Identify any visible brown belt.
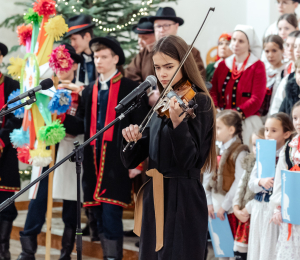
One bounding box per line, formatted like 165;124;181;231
133;168;164;252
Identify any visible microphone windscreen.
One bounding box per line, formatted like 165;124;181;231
40;78;54;90
146;75;157;87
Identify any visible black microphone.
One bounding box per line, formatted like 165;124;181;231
115;75;157;113
7;78;53;105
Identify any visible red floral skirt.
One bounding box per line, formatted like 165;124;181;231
234;218;250;245
228;213;239;238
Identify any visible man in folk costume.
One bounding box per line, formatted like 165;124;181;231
125;17;159;107
150;7;206;80
0;42;23;260
16;44;83;260
65;14;97;85
65;14;99;241
60;36;149;259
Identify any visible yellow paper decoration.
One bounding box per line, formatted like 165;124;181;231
7;57;24;80
37;15;68;66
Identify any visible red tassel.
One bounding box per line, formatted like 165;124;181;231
287;223;292;241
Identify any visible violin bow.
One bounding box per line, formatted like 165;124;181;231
123;7;215;152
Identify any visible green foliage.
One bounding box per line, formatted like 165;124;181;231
19;166;32;182
0;0;177;64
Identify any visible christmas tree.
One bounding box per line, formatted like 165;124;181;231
0;0;177;64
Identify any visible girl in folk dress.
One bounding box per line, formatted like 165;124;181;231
283;31;300;76
232;127;265;260
270;31;300;115
277;13;299;41
270;101;300;260
204;110;249;260
261;35;285;121
244;113;293;260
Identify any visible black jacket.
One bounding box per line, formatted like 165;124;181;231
63;75;149;207
121;91;213;259
0;76;22;191
279;77;300;116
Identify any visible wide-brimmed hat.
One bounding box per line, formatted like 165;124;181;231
61;43;83;64
89;36;125;65
132;17;154;34
0;42;8;57
149;7;184;26
65;14;95;38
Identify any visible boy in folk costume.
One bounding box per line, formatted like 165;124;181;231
65;14;97;85
60;36;149;259
203;110;249;260
17;44;83;260
0;42;23;260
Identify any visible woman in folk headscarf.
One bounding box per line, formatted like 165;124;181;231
206;33;232;82
210;25;266;146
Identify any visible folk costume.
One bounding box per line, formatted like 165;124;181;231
126;7;207;81
122;84;214;259
206;33;232;82
65;15;97;85
210;25;266;146
270;135;300;260
279;76;300;116
204;136;248;260
18;44;83;260
125;17;155;83
0;42;23;260
246;148;283;260
260;63;285;121
61;36;149;259
232;153;256;259
270;71;295;115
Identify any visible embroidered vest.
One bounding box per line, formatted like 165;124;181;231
207;138;249;195
237;153;256;209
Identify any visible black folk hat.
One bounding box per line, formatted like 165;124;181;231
149;7;184;26
132;17;154;34
0;42;8;57
89;36;125;65
61;43;83;64
65;14;95;38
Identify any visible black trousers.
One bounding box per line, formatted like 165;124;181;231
20;167;77;237
0;191;18;222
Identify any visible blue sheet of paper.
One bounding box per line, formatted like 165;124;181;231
256;139;276;179
208;213;234;258
281;169;300;225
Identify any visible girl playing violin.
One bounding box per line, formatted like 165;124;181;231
121;35;216;260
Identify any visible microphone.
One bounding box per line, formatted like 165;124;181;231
115;75;157;113
7;78;53;105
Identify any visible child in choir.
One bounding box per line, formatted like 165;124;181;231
280;59;300;115
232;127;265;260
204;110;249;260
277;14;298;41
261;35;285;121
270;31;300;114
244;113;293;260
270;101;300;260
284;31;299;75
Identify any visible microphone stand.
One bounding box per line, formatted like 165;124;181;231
0;94;143;260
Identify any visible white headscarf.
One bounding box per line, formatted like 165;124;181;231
231;24;262;59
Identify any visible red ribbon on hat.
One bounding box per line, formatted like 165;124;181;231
68;24;89;32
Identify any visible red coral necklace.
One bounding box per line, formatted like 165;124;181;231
231;54;250;80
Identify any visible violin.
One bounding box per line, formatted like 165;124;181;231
154;80;198;119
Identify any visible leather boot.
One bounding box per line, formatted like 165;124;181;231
58;227;76;260
16;235;37;260
0;220;13;260
100;234;123;260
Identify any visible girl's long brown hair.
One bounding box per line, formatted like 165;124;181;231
152;35;217;172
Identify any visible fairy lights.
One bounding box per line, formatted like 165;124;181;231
56;0;152;32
